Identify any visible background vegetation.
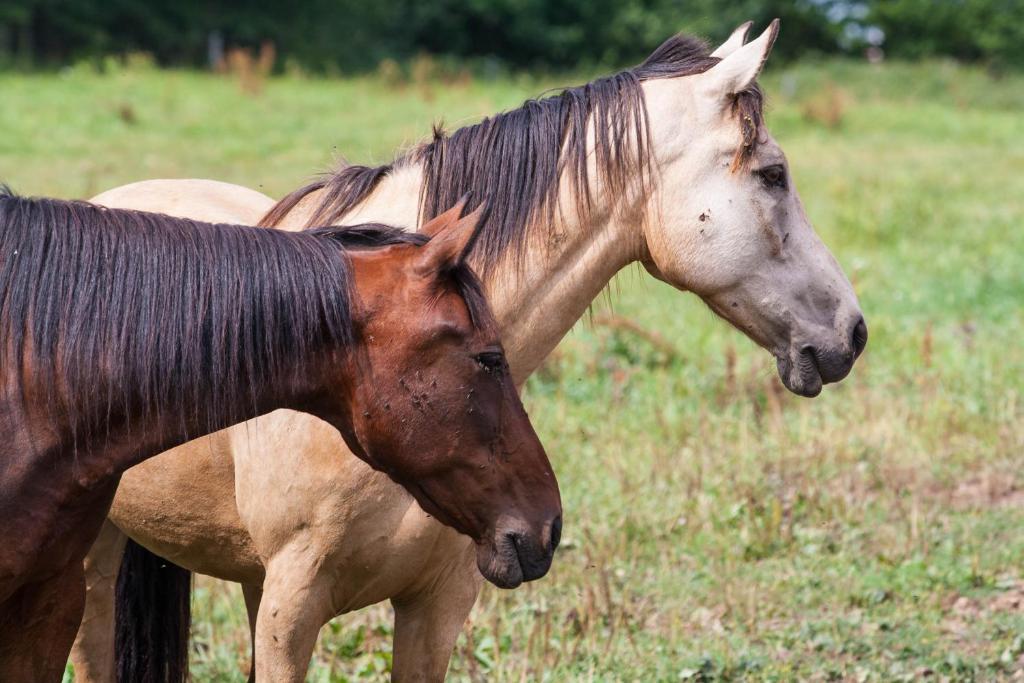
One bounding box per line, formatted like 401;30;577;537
2;0;1024;72
1;5;1022;682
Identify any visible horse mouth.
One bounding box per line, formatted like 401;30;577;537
776;348;823;398
476;527;554;589
476;537;525;589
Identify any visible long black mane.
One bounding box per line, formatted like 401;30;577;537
259;33;765;275
0;188;429;442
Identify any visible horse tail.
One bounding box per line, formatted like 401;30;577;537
115;538;192;683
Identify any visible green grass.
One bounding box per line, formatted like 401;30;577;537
5;58;1022;681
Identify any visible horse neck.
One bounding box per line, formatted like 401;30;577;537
480;203;645;383
278;163;645;383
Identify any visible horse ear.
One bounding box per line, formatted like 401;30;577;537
702;19;779;98
420;196;470;237
415;203;484;276
710;21;753;58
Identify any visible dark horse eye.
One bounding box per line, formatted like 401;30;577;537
475;351;506;375
757;164;787;190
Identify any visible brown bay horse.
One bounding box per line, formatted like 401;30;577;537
0;192;561;682
74;21;867;682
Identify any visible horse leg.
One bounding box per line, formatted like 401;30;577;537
0;562;87;682
253;553;334;683
242;582;263;683
390;553;483;683
69;520;128;682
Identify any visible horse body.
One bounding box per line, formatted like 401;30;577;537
74;22;867;682
76;131;641;682
0;195;561;682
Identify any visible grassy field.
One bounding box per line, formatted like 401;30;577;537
2;55;1023;681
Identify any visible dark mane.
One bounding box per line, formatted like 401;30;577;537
0;192;430;443
259;33;765;275
306;222;428;249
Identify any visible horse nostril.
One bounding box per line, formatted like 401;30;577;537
851;318;868;358
549;515;562;554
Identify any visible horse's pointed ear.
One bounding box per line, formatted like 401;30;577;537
420;196;470;237
415;203;485;276
702;19;779;98
711;21;753;58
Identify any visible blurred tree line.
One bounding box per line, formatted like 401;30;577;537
0;0;1021;71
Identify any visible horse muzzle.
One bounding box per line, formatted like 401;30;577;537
777;316;867;397
476;514;561;589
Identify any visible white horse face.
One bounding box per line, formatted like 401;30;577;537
642;21;866;397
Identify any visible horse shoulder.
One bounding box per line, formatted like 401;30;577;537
110;430;263;583
228;409;471;614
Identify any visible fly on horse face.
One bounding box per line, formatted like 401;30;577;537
74;20;867;683
0;192;561;682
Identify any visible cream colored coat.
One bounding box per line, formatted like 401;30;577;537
72;23;865;682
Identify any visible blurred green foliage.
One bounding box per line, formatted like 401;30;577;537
869;0;1024;69
0;0;1022;71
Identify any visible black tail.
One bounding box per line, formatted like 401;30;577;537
115;538;192;683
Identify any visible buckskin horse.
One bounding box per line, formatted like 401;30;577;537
74;20;866;682
0;193;561;682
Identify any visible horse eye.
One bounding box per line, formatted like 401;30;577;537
756;165;787;190
475;352;506;375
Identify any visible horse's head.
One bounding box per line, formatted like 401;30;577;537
641;21;866;397
337;202;561;588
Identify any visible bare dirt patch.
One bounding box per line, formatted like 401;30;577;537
950;474;1024;511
